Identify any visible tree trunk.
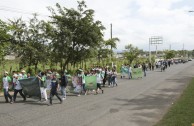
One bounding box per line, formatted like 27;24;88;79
84;60;86;70
35;63;38;74
60;60;63;72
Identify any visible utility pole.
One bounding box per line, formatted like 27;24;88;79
110;23;113;66
110;23;112;39
149;38;151;63
183;43;185;57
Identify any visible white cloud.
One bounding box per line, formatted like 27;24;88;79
0;0;194;51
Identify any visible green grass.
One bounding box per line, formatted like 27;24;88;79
155;78;194;126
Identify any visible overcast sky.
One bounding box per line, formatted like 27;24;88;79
0;0;194;51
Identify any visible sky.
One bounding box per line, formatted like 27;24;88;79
0;0;194;51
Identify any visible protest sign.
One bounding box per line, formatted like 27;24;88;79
132;68;143;79
19;77;41;98
85;76;97;90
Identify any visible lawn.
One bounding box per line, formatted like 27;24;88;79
155;78;194;126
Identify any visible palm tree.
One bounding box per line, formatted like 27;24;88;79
105;37;120;58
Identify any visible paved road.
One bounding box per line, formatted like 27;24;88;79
1;61;194;126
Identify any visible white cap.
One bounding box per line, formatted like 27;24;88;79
4;71;8;74
13;74;18;77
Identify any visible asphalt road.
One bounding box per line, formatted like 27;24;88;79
1;61;194;126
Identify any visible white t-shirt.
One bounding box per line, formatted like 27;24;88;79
15;80;22;90
46;79;51;90
128;67;132;73
96;73;103;84
3;76;9;90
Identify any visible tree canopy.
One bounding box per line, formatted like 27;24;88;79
123;44;140;64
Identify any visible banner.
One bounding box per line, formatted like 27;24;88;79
85;76;97;90
121;67;129;77
132;68;143;79
19;77;41;98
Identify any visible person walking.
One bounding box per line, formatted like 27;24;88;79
21;70;27;79
111;69;117;86
102;68;107;87
13;74;26;102
48;74;62;106
37;72;48;102
96;69;104;94
3;71;13;104
128;64;132;79
142;63;146;77
60;71;68;100
120;64;125;79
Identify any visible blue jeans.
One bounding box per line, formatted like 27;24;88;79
4;89;12;102
60;86;66;98
144;71;146;77
82;84;86;92
128;72;132;79
111;76;116;86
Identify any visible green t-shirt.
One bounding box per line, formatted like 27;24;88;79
40;76;47;88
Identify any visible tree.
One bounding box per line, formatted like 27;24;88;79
9;15;49;73
0;20;12;67
192;50;194;58
123;44;140;64
165;50;175;59
105;37;119;58
47;1;105;70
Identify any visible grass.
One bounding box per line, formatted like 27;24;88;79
155;78;194;126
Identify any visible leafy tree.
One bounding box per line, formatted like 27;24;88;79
105;37;119;58
9;15;49;73
47;1;105;70
191;50;194;58
123;44;140;64
0;20;12;67
165;50;175;59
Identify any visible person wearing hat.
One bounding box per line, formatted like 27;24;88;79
13;74;26;102
21;70;27;79
2;71;13;103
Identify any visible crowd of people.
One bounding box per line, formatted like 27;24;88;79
2;60;178;105
2;66;119;105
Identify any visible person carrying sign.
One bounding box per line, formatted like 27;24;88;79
37;72;48;102
128;64;132;79
96;69;104;94
13;74;26;103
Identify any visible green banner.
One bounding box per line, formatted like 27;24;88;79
132;68;143;79
19;77;41;99
121;67;128;74
85;76;97;90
